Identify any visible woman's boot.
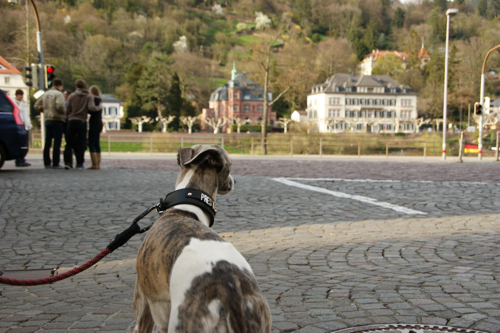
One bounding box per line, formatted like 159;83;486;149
89;152;98;169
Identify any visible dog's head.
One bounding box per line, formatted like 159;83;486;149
176;145;234;196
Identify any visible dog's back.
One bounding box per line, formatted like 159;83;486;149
135;210;271;333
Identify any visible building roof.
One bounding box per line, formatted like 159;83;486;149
362;50;411;62
209;72;265;102
0;56;22;75
418;47;431;59
310;74;415;95
491;99;500;107
101;94;121;103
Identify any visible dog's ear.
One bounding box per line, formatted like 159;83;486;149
177;145;227;171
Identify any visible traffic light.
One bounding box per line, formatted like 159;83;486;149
24;64;39;90
474;102;482;115
44;65;55;89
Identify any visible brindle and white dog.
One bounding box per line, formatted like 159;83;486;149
133;145;271;333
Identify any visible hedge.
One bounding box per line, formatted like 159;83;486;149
230;124;272;132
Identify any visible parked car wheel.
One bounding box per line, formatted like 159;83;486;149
0;145;5;169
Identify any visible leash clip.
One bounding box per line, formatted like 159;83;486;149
132;203;162;233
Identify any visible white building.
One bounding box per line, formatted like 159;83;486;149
0;55;28;99
291;110;307;122
101;94;123;130
307;74;418;133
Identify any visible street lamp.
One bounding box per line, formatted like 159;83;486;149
11;0;45;147
442;8;459;160
479;44;500;160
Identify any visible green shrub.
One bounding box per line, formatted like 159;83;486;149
230;124;272;132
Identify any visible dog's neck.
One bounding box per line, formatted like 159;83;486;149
173;166;217;228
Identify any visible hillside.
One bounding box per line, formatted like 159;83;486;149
1;0;500;130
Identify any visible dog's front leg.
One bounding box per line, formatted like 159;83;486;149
133;281;155;333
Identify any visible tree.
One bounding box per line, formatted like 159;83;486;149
393;8;405;29
371;54;404;79
136;52;173;131
166;73;184;131
252;28;311;154
277;117;292;133
205;117;227;134
180;115;199;134
477;0;488;17
156;115;176;133
434;0;448;12
130;116;152;133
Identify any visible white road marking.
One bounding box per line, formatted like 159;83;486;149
273;178;427;215
284;177;497;186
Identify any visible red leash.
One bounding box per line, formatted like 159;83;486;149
0;202;158;287
0;248;111;286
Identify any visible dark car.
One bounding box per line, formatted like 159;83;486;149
0;90;29;169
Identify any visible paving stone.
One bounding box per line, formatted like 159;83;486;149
1;158;500;333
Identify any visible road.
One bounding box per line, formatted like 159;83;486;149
0;155;499;332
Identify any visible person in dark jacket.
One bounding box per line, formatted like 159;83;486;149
88;85;103;169
64;79;102;169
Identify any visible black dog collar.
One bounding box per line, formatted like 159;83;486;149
158;189;216;227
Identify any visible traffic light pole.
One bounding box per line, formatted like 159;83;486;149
28;0;45;147
479;44;500;160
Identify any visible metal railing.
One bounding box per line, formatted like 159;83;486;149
27;131;498;159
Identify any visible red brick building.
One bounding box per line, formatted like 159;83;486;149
201;64;277;133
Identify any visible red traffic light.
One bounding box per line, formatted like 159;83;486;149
46;66;54;74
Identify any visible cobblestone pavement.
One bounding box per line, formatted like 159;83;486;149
0;156;500;332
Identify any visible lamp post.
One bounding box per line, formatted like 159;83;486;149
479;44;500;160
11;0;45;146
442;8;459;160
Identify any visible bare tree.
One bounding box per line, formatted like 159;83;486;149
254;30;309;154
411;117;431;133
180;115;199;134
233;117;248;134
130;116;152;133
205;117;227;134
156;115;176;133
277;117;292;134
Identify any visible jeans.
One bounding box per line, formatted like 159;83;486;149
64;120;87;167
88;130;101;153
44;121;65;167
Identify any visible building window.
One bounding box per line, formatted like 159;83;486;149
234;93;238;99
387;124;393;130
381;111;386;118
257;105;263;112
368;112;372;119
109;107;117;115
314;111;317;118
345;110;349;118
350;111;356;118
390;88;396;93
244;105;250;112
244;94;250;100
4;77;10;84
359;99;364;106
373;99;379;106
270;120;274;125
346;99;351;105
357;124;363;130
329;98;333;106
234;105;238;112
352;99;358;105
374;111;379;118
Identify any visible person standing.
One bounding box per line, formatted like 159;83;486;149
88;86;102;170
13;89;32;167
63;90;72;108
34;79;65;169
64;80;102;169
